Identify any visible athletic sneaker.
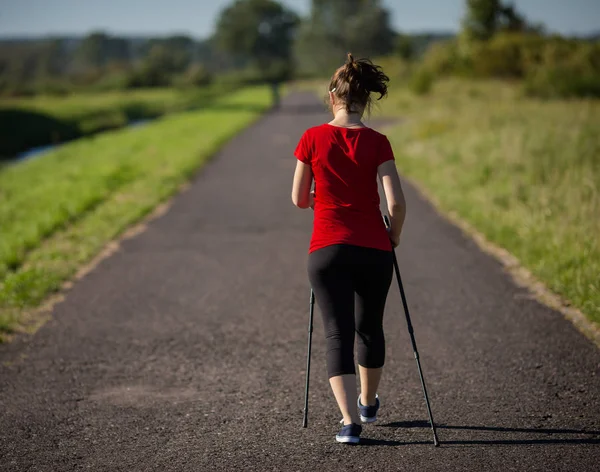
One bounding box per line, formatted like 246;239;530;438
336;423;362;444
358;394;380;423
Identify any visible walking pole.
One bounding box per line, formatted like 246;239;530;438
302;289;316;428
384;216;440;447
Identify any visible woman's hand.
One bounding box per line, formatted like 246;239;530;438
387;228;400;248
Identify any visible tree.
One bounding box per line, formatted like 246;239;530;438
214;0;299;82
462;0;502;41
37;39;67;77
396;34;415;61
462;0;528;42
143;35;194;73
499;3;526;32
76;32;130;69
295;0;395;74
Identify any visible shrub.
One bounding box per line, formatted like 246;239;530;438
176;64;213;88
89;72;130;92
0;82;36;98
34;79;71;96
524;41;600;98
409;67;434;95
469;33;548;78
125;65;171;88
421;32;600;98
422;40;463;76
525;63;600;99
373;56;412;82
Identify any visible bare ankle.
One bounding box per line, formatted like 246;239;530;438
361;393;377;406
346;413;360;425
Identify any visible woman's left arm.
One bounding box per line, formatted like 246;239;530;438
291;160;314;209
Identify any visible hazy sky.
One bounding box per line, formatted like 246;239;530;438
1;0;599;38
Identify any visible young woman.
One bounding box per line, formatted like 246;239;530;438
291;54;406;444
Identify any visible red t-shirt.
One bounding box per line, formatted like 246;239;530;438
294;123;395;254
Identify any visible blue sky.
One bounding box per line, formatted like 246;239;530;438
0;0;598;38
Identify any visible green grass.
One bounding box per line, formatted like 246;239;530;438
0;86;271;337
0;83;241;158
379;78;599;325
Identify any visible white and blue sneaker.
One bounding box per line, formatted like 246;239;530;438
336;423;362;444
358;394;380;423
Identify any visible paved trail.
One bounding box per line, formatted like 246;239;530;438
1;93;599;471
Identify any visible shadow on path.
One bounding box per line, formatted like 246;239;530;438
357;438;431;447
379;420;600;446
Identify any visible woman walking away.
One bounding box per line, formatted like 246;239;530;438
291;53;406;444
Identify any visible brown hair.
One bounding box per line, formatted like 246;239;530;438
328;53;389;114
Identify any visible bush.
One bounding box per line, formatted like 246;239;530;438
34;79;71;96
125;65;171;88
89;72;130;92
525;61;600;98
469;33;547;78
373;56;412;82
218;68;267;87
421;40;463;76
175;64;213;88
524;41;600;98
409;67;434;95
420;33;600;98
0;78;36;98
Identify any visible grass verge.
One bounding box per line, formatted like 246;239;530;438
380;78;599;327
0;83;240;158
0;86;271;339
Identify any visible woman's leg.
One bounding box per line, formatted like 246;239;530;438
329;375;360;425
354;249;393;406
308;246;360;425
358;365;382;406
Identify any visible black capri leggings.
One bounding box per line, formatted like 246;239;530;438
308;244;393;378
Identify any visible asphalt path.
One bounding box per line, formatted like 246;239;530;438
1;92;599;471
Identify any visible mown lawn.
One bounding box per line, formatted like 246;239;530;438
379;78;599;325
0;86;271;338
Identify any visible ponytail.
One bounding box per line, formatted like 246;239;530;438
329;53;389;114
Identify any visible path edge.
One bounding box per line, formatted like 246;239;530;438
400;173;600;349
1;105;275;344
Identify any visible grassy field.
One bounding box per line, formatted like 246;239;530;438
0;86;271;338
0;83;240;158
377;78;599;326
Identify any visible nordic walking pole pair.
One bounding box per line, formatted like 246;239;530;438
302;216;439;447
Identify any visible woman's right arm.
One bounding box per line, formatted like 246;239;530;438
378;160;406;247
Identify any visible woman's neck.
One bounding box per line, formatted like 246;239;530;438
330;108;365;128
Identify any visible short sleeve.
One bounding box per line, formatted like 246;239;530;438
377;136;395;166
294;130;312;165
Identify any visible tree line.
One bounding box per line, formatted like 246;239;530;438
0;0;598;98
0;0;438;97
